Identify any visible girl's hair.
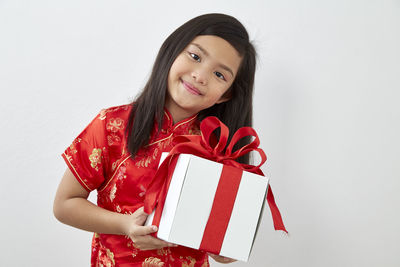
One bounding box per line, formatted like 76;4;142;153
126;13;257;164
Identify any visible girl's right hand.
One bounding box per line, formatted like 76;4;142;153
123;207;177;250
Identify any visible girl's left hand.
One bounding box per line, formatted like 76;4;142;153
207;252;237;264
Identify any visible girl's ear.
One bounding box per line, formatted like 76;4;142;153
216;89;232;104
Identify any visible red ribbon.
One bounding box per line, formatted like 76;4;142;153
199;164;243;254
144;116;287;239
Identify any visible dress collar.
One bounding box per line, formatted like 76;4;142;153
163;107;198;131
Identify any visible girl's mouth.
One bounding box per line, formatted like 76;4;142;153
182;79;202;95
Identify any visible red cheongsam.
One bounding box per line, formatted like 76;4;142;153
62;104;210;267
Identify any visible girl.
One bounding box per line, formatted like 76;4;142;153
54;13;257;266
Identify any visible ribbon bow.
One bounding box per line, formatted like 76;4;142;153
144;116;287;233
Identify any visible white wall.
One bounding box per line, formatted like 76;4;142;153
1;1;399;266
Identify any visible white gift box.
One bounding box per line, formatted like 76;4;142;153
145;152;269;262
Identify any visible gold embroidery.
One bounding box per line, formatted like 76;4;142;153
172;115;197;132
106;249;115;266
100;105;129;120
146;134;173;147
181;256;196;267
98;155;130;193
161;137;172;149
107;118;124;133
107;134;121;146
69;138;82;154
65;154;72;162
111;161;117;172
116;205;121;213
142;257;165;267
135;155;152;168
89;148;102;171
188;124;201;135
116;166;127;181
126;240;139;258
109;184;117;202
135;137;172;168
99;109;108;120
200;261;209;267
157;247;171;256
96;245;115;267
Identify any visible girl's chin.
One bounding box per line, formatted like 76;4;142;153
176;103;200;114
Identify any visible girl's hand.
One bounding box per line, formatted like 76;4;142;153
208;252;237;264
123;207;177;250
54;169;177;250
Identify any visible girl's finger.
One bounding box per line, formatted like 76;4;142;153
133;235;174;250
132;207;149;225
141;235;172;247
133;225;158;236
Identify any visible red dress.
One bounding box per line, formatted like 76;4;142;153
62;104;209;267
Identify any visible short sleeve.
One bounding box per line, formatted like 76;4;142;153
62;111;109;192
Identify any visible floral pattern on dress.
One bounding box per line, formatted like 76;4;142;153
109;184;117;202
115;165;127;181
107;134;121;146
92;234;115;267
125;239;140;258
107;118;124;133
99;109;109;120
111;160;118;172
156;248;171;257
99;164;128;205
142;257;165;267
100;106;130;121
96;247;115;267
135;137;172;168
69;138;82;154
188;124;201;136
89;148;102;171
180;256;196;267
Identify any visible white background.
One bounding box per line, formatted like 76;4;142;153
1;1;399;266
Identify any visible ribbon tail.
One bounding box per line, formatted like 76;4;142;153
144;155;180;238
143;157;174;214
266;186;288;233
151;158;178;228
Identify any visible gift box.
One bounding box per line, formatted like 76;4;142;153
145;152;269;262
144;116;286;262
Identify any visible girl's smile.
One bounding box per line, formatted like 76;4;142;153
181;79;202;95
166;35;243;123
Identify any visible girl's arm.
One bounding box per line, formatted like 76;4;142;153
53;168;176;250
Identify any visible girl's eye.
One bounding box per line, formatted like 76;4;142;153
189;53;201;62
214;71;225;80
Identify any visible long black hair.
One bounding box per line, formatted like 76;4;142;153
126;13;257;164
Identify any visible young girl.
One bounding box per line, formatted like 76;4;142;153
54;13;257;266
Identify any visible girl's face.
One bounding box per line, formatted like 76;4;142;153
166;35;242;123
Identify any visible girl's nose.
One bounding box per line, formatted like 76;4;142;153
191;69;207;85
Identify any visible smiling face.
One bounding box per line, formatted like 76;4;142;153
165;35;243;123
